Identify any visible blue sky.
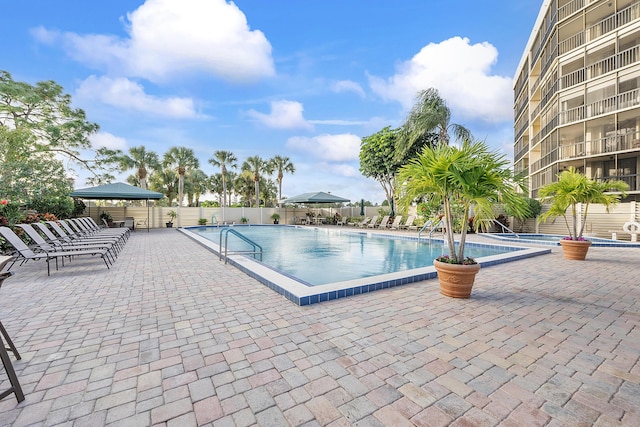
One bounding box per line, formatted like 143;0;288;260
1;0;542;204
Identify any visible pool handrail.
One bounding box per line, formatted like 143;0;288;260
219;228;263;264
492;219;519;238
418;219;443;240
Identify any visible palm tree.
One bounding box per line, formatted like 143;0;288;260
163;147;200;208
234;171;255;206
184;169;209;207
269;155;295;204
225;171;238;206
149;167;178;206
399;139;528;264
538;167;629;240
209;173;224;206
118;146;160;190
242;155;268;207
398;88;470;157
208;150;237;207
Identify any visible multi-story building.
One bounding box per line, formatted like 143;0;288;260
514;0;640;202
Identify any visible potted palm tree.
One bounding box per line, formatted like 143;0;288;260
538;167;628;260
166;210;177;228
270;212;281;224
399;140;528;298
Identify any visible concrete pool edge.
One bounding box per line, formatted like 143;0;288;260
479;233;640;247
179;227;552;305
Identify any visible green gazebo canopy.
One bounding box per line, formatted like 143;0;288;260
70;182;163;200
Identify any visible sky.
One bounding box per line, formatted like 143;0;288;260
1;0;543;204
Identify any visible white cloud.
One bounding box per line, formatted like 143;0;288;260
368;36;512;122
32;0;274;83
91;132;127;150
286;133;361;162
75;75;199;118
246;100;313;130
308;119;370;126
325;163;360;177
332;80;366;98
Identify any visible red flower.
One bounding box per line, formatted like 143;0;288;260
0;199;7;205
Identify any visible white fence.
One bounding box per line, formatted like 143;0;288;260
84;202;639;241
84;205;370;228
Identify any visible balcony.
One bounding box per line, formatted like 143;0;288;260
557;1;640;57
560;105;585;124
556;133;640;162
596;174;640;191
559;32;585;55
559;0;585;21
561;68;586;89
587;45;639;80
530;131;640;174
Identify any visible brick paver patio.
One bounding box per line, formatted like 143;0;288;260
0;228;638;426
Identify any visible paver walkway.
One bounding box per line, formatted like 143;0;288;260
0;228;638;426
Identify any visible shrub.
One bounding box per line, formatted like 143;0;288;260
28;196;73;219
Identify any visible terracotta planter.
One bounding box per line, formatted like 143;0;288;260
433;259;481;298
559;239;592;260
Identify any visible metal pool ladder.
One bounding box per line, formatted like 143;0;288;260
219;228;263;264
418;219;443;240
492;219;519;238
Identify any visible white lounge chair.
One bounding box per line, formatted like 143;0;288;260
399;215;416;231
357;217;372;228
376;215;391;229
366;216;380;228
389;215;403;230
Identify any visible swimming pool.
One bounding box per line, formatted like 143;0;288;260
182;225;551;305
480;233;640;247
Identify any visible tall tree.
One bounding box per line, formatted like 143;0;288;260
0;71;120;200
208;150;237;208
360;126;437;216
117;146;160;190
225;171;238;206
184;169;208;207
398;88;470;157
163;147;200;208
149;167;178;206
242;155;268;207
269;155;295;204
209;173;224;205
234;171;256;207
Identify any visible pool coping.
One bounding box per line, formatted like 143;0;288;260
180;226;552;305
479;233;640;247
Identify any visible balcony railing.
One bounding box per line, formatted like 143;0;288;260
561;68;586;89
587;95;621;117
597;174;640;191
530;131;640;174
559;32;585;55
531;75;541;94
560;105;585;124
587;13;616;42
559;0;585;21
617;1;640;28
587;45;639;80
557;1;640;58
515;140;530;162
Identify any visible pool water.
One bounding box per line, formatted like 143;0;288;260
193;225;526;286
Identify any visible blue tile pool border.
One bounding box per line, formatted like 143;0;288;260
180;226;551;306
479;233;640;248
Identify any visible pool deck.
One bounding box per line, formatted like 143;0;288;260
0;227;639;426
